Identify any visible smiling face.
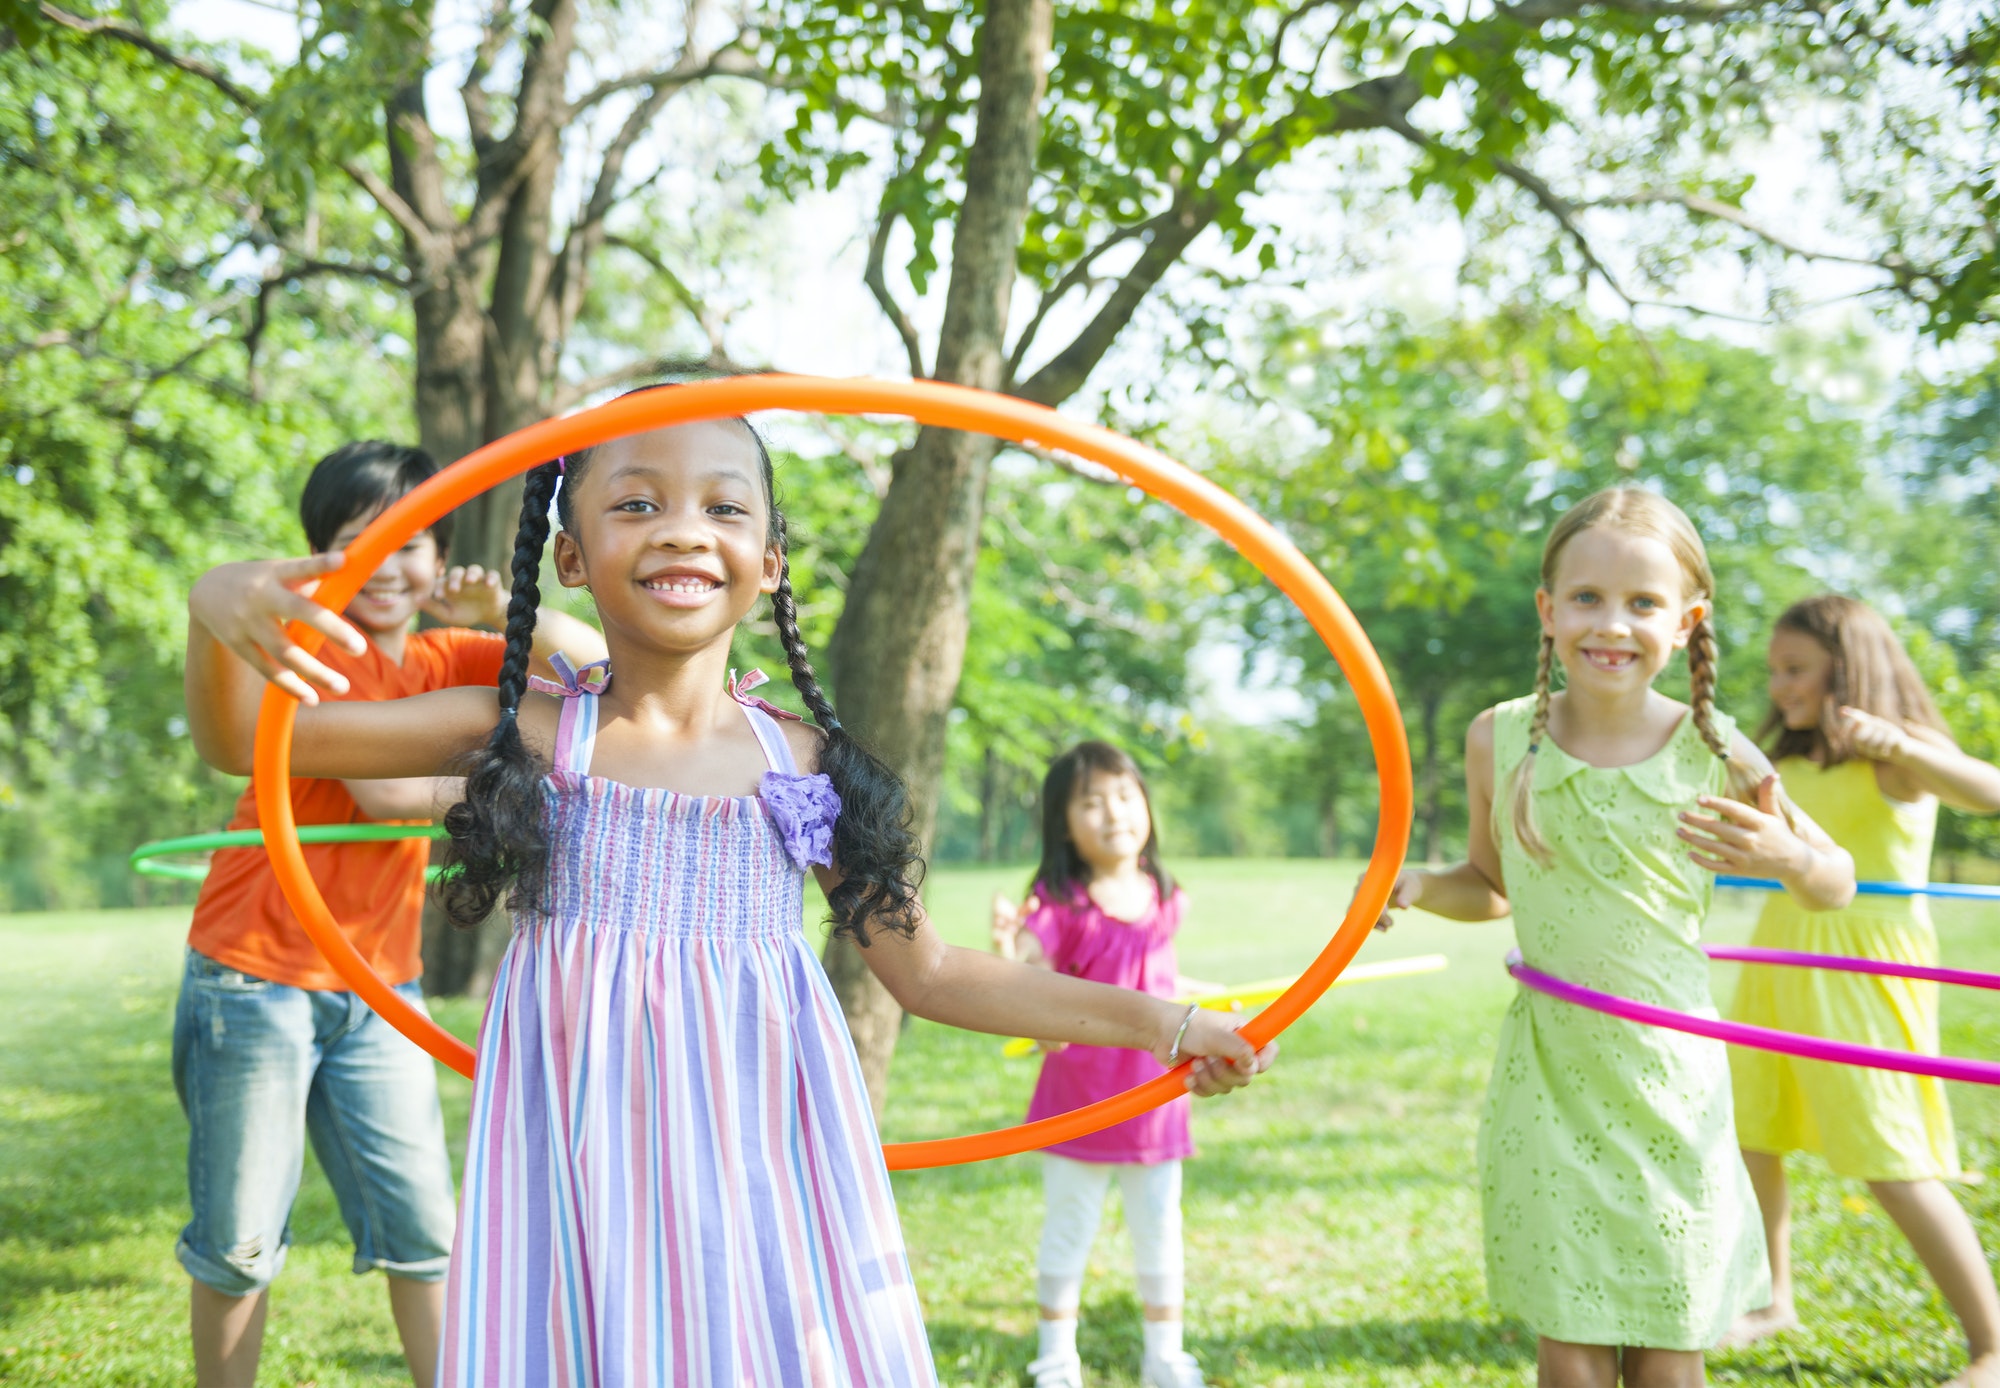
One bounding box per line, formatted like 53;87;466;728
330;510;444;638
551;421;780;657
1767;626;1834;730
1065;768;1153;877
1536;525;1706;696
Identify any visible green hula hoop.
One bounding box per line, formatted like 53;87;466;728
130;825;448;883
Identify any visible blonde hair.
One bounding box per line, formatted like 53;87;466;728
1507;487;1763;864
1760;594;1948;765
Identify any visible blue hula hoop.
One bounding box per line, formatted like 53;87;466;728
1716;875;2000;903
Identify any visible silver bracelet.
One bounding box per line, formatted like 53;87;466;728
1165;1002;1200;1066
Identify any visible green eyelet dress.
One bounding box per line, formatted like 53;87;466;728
1477;695;1770;1350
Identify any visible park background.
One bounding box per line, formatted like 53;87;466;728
3;0;1999;1382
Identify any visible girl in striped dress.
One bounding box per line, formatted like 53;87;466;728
188;398;1274;1387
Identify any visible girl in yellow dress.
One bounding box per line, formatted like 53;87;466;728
1727;595;2000;1386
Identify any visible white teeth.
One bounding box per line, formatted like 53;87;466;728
645;577;716;594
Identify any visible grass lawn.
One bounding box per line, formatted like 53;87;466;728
2;860;1996;1384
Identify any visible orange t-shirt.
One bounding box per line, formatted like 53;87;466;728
187;626;506;990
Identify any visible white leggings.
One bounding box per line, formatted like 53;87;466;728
1037;1153;1184;1311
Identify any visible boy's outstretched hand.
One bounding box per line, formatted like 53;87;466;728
190;554;367;704
421;564;509;630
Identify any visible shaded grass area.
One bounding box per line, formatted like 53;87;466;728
1;863;1996;1383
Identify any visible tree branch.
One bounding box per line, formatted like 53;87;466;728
1017;66;1423;409
1006;213;1163;381
859;94;960;380
865;207;929;380
1580;188;1922;280
1377;108;1639;308
601;232;715;325
342;158;440;256
1487;153;1637;308
552;352;755;410
38;3;258;109
282;256;412;288
460;0;513;156
1500;0;1766;19
564;45;776;121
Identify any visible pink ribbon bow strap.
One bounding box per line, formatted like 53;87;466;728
527;651;611;697
726;668;803;721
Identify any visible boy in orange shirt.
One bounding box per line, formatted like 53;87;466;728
177;442;603;1386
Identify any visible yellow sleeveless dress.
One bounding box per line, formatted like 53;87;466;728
1727;756;1958;1181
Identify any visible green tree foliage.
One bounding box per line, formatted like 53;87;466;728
1202;310;1880;861
0;26;408;907
761;0;1997;382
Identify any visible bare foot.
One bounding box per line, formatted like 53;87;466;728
1943;1351;2000;1388
1716;1303;1799;1349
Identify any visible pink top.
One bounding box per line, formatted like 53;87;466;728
1023;881;1194;1164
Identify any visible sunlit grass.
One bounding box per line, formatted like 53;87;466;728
3;864;1995;1383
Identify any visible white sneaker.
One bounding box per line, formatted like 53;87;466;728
1026;1348;1084;1388
1140;1349;1206;1388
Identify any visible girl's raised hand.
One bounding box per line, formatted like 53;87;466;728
1678;775;1805;879
1154;1009;1276;1097
421;564;508;629
190;554;368;704
990;890;1042;959
1837;705;1912;762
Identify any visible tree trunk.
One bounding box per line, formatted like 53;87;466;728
978;745;1000;862
399;0;575;990
1419;687;1442;864
820;0;1054;1118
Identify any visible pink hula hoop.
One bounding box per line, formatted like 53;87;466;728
1506;946;2000;1087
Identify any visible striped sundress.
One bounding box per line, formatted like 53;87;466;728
439;676;938;1387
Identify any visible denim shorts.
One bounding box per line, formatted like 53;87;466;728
171;948;456;1296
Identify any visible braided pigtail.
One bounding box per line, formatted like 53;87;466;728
1687;611;1800;828
437;460;562;927
1505;629;1558;866
768;509;924;943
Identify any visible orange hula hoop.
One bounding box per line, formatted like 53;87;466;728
253;375;1413;1171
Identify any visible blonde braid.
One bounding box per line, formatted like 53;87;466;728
1507;630;1558;865
1689;611;1796;822
1686;614;1731;761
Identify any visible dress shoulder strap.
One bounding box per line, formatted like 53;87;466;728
552;691;600;778
738;701;798;776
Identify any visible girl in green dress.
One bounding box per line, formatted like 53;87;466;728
1377;488;1856;1387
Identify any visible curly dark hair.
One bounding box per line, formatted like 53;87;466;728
436;394;925;944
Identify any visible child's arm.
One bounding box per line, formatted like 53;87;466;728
281;686;515;779
841;902;1273;1096
1679;735;1857;911
1373;708;1510;927
1840;706;2000;813
344;776;465;822
187;553;582;776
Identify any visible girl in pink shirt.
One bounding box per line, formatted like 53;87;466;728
992;741;1212;1388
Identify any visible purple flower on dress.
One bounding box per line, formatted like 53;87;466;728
760;771;841;870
